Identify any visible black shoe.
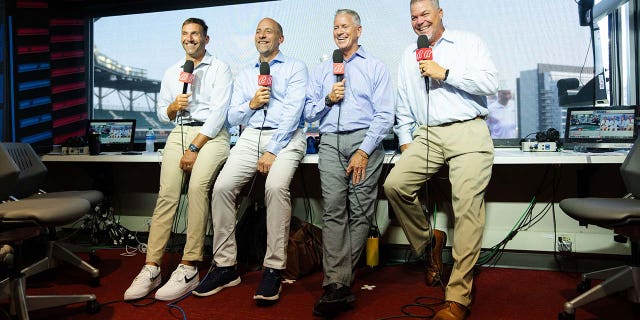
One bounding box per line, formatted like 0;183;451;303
253;267;282;302
313;283;356;317
192;266;241;297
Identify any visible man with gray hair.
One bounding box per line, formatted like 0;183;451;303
305;8;394;317
384;0;498;319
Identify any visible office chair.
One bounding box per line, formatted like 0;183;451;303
558;137;640;320
0;143;101;284
0;147;99;319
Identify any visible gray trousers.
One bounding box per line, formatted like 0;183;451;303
318;129;384;287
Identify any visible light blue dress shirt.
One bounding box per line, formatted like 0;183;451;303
304;46;394;155
228;52;308;155
157;51;232;138
395;30;499;146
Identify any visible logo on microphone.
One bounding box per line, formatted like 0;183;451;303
333;63;345;75
179;72;195;84
415;48;433;61
258;74;272;87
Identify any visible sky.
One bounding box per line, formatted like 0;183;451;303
94;0;595;96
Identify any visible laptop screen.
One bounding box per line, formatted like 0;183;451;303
564;106;638;150
88;119;136;152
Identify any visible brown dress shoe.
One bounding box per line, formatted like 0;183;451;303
425;229;446;286
433;301;468;320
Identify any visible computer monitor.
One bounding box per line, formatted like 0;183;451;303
88;119;136;152
564;106;638;151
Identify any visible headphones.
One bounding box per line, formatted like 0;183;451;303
535;128;560;142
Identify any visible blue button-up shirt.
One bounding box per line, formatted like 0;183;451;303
229;52;308;155
304;46;394;155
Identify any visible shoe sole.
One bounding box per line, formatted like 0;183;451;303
123;279;162;301
253;285;282;301
192;277;241;297
154;279;200;301
313;295;356;317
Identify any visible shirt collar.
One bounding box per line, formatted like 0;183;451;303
345;45;367;63
182;51;213;69
254;51;286;68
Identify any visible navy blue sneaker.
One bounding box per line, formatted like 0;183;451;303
313;283;356;317
253;267;282;301
192;266;240;297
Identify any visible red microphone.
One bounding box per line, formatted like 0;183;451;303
332;49;344;82
258;62;271;112
258;62;272;87
179;60;195;94
416;35;432;93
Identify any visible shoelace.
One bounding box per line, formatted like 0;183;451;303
134;266;158;283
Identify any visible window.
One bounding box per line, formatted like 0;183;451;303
91;0;613;144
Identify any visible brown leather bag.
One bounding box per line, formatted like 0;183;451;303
283;216;323;279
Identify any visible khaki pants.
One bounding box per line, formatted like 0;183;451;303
146;125;230;264
384;118;493;307
210;128;306;270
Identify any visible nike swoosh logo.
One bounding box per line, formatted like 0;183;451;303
150;273;160;281
184;273;198;283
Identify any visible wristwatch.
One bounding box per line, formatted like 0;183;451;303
188;143;200;153
324;95;334;107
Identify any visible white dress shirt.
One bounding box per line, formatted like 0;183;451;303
395;29;499;146
157;51;233;138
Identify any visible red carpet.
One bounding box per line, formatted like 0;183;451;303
15;249;640;319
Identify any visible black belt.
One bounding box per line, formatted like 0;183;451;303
181;121;204;127
438;115;486;127
336;128;366;134
255;126;276;130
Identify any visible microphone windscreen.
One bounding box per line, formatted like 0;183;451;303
183;60;194;73
332;49;344;64
417;35;430;49
260;62;270;75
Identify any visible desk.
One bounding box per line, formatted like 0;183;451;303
42;148;628;165
41;148;630;255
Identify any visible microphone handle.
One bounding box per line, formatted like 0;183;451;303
336;75;344;82
182;82;189;94
424;76;429;94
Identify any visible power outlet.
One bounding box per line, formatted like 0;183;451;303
557;234;573;252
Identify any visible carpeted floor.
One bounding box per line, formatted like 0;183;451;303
10;249;640;319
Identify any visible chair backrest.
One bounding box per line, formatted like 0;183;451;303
621;136;640;198
0;143;48;199
0;144;20;201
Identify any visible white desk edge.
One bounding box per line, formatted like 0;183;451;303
41;148;628;165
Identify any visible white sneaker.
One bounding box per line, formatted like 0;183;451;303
154;264;200;301
124;265;161;300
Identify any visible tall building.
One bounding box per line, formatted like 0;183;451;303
518;64;596;138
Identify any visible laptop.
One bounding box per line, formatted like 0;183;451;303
88;119;137;152
564;106;638;151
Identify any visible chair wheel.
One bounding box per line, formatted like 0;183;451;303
89;277;100;287
558;311;575;320
87;300;101;314
577;279;591;293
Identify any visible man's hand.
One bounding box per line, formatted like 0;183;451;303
346;149;369;185
180;150;197;172
250;87;271;110
168;93;192;120
418;60;447;80
400;143;410;153
328;79;346;104
257;151;276;174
